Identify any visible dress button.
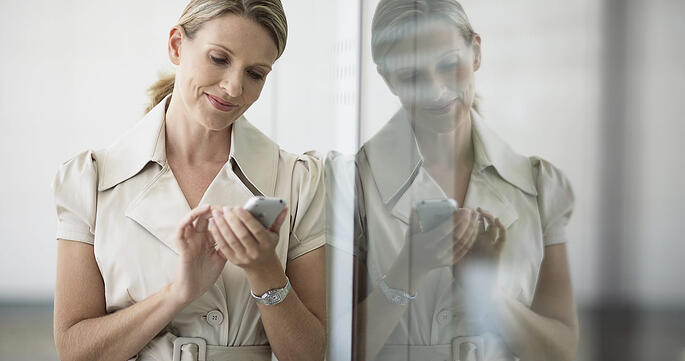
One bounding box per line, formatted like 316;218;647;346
437;309;452;325
205;310;224;326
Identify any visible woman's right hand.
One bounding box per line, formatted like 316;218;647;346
403;207;482;278
170;205;227;306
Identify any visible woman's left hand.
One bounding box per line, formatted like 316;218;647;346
208;206;288;271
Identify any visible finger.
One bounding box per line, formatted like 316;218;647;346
459;222;478;255
454;210;478;242
175;225;190;250
210;243;228;263
452;229;472;256
452;209;470;234
183;224;193;242
225;207;259;250
269;206;289;233
494;217;508;242
194;210;212;233
477;208;497;231
187;204;212;224
212;208;246;256
234;207;272;245
209;218;236;260
449;231;473;264
477;207;496;221
453;215;470;241
465;221;480;249
176;205;211;237
453;240;471;263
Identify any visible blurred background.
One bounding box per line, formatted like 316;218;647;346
1;0;683;360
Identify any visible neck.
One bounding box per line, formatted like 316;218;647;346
164;94;231;165
413;110;474;168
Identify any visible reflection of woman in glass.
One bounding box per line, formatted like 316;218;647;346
327;0;578;360
52;1;326;360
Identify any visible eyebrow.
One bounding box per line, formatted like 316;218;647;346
209;42;273;70
387;49;462;73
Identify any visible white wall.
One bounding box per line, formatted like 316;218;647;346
0;0;186;300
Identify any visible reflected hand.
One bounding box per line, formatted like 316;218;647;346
456;207;508;318
469;207;507;264
404;207;482;278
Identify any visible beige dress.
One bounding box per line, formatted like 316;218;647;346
53;95;325;360
325;110;574;361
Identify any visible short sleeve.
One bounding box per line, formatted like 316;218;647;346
532;157;575;246
52;150;98;245
288;151;326;260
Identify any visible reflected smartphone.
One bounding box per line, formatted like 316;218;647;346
415;199;459;232
244;196;286;228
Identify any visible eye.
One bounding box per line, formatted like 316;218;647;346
397;71;418;84
439;60;459;73
247;70;265;81
210;55;228;65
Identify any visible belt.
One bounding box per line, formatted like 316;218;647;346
138;332;272;361
376;335;515;361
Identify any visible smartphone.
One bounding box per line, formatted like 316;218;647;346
244;196;286;228
415;199;458;232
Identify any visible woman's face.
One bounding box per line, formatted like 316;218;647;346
380;18;481;130
168;14;279;130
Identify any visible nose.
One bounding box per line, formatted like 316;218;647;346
220;69;243;98
421;70;450;103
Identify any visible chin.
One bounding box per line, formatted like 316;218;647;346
194;110;228;131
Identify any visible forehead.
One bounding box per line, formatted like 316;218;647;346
383;18;467;71
193;13;278;64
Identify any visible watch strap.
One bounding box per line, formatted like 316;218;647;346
250;277;291;306
378;275;416;305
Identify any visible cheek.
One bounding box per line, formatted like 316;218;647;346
180;58;222;92
244;82;266;104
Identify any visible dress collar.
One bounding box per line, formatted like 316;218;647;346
361;109;537;203
97;95;279;196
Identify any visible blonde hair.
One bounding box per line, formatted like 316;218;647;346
371;0;480;113
146;0;288;113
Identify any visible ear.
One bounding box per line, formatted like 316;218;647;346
168;26;185;66
377;65;399;96
472;33;482;72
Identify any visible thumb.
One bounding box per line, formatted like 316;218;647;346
269;206;289;232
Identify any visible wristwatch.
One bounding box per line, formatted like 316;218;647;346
250;277;291;306
378;275;417;305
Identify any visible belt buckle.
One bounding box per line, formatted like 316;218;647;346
173;337;207;361
452;336;484;361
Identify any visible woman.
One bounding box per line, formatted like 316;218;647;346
52;1;326;360
326;0;578;360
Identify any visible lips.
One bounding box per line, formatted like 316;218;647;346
206;93;237;112
425;98;458;115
